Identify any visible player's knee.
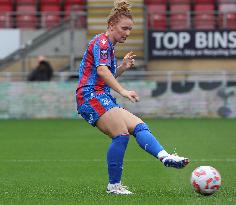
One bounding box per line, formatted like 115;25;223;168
133;123;150;137
111;134;130;147
110;129;129;138
105;125;129;138
110;121;129;137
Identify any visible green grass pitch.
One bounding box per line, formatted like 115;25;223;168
0;119;235;205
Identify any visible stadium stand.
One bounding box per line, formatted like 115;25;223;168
1;0;236;76
0;0;88;74
41;4;61;28
64;0;85;6
193;3;215;29
194;0;215;3
170;0;191;4
169;4;191;30
64;0;86;28
40;0;61;4
217;0;235;3
144;0;167;4
0;0;235;30
65;4;86;28
0;0;88;29
16;0;37;4
0;3;12;28
147;4;167;30
16;5;38;29
0;0;12;3
218;3;236;28
144;0;236;30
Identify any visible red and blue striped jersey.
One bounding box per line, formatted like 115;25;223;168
77;33;117;105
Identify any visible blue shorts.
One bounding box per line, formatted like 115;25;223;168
77;93;121;126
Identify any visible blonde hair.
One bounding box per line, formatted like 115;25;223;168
107;0;133;26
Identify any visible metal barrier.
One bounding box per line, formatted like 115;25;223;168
1;70;236;82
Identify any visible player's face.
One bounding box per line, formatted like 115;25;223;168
110;16;133;44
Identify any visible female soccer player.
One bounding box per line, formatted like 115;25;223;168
76;0;189;195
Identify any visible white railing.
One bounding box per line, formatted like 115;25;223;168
1;70;236;82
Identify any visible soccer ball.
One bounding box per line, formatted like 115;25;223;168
190;166;221;195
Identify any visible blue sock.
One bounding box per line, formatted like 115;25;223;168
133;123;164;158
107;134;129;184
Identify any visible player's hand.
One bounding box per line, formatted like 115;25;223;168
121;51;136;71
120;89;139;103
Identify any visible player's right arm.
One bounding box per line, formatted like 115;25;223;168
97;66;139;103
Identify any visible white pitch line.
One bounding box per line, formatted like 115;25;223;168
0;159;235;163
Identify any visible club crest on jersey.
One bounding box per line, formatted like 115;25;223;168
101;39;107;45
100;49;108;60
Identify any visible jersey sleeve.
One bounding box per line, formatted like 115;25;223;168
93;36;111;68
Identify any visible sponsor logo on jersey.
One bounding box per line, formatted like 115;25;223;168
88;114;94;124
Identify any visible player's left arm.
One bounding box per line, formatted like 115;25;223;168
115;51;136;78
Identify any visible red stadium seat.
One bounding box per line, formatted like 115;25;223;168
0;4;12;11
64;4;86;27
222;13;236;29
40;0;60;4
16;5;37;28
194;4;215;29
170;4;190;30
16;0;37;4
0;0;12;4
17;4;36;12
195;4;214;11
41;14;61;28
194;0;214;3
169;0;191;4
147;4;167;30
41;4;61;11
64;0;85;4
218;3;236;29
219;3;236;12
0;4;13;28
41;5;61;28
144;0;167;4
218;3;236;28
16;15;37;28
217;0;236;3
64;0;86;10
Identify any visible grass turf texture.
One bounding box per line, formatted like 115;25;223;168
0;119;235;205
